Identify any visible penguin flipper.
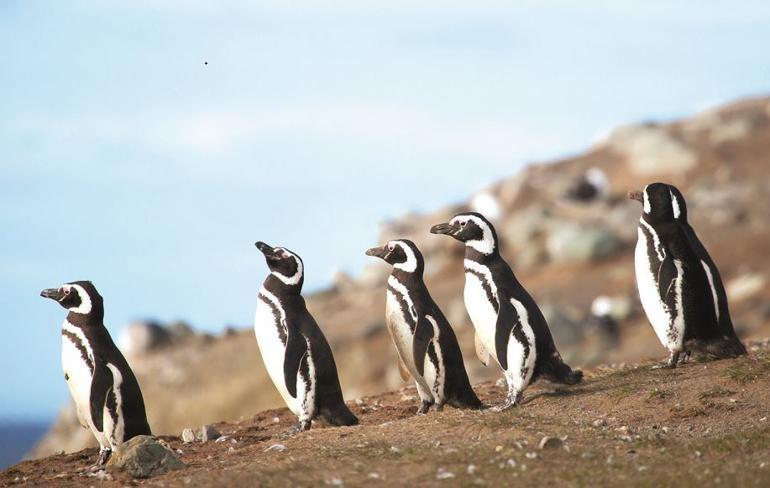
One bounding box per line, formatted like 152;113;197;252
283;321;307;399
89;357;113;433
657;253;678;303
475;332;490;367
412;315;435;377
495;299;517;371
397;355;412;381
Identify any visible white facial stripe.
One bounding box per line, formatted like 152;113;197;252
465;216;495;255
671;191;681;219
392;241;417;272
63;320;95;363
642;188;651;214
272;255;304;285
66;284;92;314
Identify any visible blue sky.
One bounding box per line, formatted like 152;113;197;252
1;0;769;420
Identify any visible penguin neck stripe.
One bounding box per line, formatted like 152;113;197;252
638;218;665;262
63;320;95;364
387;275;417;322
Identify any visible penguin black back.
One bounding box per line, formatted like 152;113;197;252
668;185;746;356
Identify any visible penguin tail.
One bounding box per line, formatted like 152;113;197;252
319;402;359;427
447;386;484;410
688;336;747;360
535;353;583;385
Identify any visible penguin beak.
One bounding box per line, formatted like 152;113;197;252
255;241;274;255
628;190;643;203
365;246;388;260
40;288;64;301
430;222;455;235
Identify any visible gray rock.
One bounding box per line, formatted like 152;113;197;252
198;425;221;442
108;435;184;478
546;224;622;264
117;321;170;356
538;436;564;450
181;428;195;443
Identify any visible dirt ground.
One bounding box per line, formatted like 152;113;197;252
4;340;770;487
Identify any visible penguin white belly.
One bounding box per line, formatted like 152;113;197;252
254;297;300;415
635;227;679;352
463;273;498;364
61;336;94;429
385;289;432;396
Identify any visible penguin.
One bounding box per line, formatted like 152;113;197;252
40;281;151;466
668;185;746;357
430;213;582;410
630;184;743;367
253;242;358;434
365;239;482;413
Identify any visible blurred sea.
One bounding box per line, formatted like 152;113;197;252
0;420;50;470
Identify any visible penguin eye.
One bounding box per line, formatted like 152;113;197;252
460;221;467;227
63;288;70;295
387;244;394;252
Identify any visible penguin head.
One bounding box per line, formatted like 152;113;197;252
255;241;304;287
430;212;498;255
628;183;675;224
365;239;424;274
40;281;103;316
668;184;688;222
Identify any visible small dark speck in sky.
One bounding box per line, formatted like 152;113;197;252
204;61;208;65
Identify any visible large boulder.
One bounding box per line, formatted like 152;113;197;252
108;435;184;478
545;224;623;264
607;124;696;175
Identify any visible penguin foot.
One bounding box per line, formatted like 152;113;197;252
435;402;445;412
281;420;311;438
490;400;515;412
417;400;434;415
94;448;111;467
653;352;681;370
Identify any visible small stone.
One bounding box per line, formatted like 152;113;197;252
107;435;184;479
181;428;195;443
495;445;503;452
467;464;477;475
327;477;344;486
435;468;455;480
592;419;606;427
538;436;564;450
368;472;381;479
390;446;401;454
264;444;287;452
272;417;280;423
506;458;517;468
526;452;537;459
198;425;221;442
214;436;230;443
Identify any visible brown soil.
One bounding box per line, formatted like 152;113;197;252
5;341;770;487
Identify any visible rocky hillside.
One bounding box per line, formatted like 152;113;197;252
7;341;770;486
28;95;770;459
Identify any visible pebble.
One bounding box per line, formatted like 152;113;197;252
495;445;503;452
507;459;517;468
264;444;287;452
467;464;477;475
592;419;607;427
436;468;455;480
368;472;381;479
538;436;564;450
526;452;537;459
181;428;195;444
